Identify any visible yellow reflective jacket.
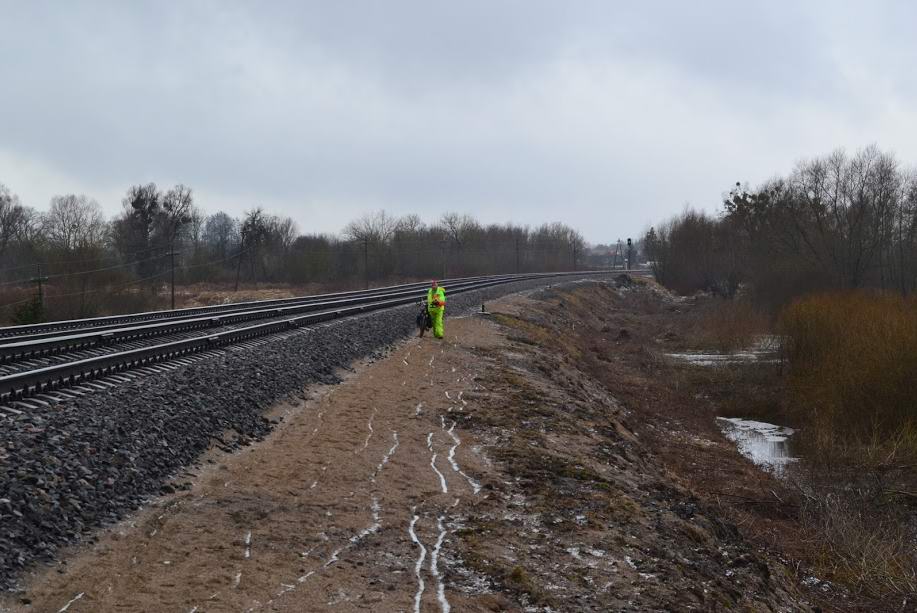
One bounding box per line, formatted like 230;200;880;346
427;286;446;310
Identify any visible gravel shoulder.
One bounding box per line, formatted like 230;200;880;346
2;279;809;612
0;275;608;592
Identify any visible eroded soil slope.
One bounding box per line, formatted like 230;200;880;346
3;281;806;612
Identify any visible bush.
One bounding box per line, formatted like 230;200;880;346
688;298;771;353
12;295;44;325
780;291;917;456
802;489;917;600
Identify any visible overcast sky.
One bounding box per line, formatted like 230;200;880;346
2;1;915;244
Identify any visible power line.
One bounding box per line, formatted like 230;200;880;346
0;247;254;311
0;243;166;274
0;269;173;311
182;246;252;270
0;252;167;287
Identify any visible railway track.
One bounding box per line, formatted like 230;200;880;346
0;273;507;341
0;275;522;371
0;271;641;409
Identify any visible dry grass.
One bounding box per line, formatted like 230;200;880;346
491;312;583;359
780;291;917;459
0;284;167;325
801;491;917;600
778;291;917;601
686;298;771;352
0;286;37;324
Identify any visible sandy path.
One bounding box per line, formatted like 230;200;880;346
9;314;499;613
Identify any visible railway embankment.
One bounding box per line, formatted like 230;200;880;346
0;275;609;593
1;277;816;612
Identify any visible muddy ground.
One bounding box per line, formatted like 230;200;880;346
2;280;837;611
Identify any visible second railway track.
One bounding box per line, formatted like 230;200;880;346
0;271;638;407
0;275;523;369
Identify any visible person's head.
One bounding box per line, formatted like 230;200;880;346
431;280;438;288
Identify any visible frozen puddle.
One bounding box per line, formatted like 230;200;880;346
717;417;797;476
666;352;769;366
667;336;779;367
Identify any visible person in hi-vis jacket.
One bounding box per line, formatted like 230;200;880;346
426;280;446;339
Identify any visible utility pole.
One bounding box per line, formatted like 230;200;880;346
514;236;520;274
168;250;180;310
30;263;49;315
363;237;369;290
234;235;245;292
572;243;578;271
440;239;447;280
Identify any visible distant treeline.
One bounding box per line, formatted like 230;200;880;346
0;181;599;322
646;145;917;307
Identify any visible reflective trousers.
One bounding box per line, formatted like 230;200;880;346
428;307;445;338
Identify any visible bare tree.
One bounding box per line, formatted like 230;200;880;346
440;212;478;249
268;215;298;253
42;194;107;251
203;212;239;260
0;183;30;259
187;206;206;254
240;207;270;281
112;183;161;277
343;210;398;244
439;213;481;275
160;184;194;251
396;214;425;234
786;146;902;288
343;211;400;283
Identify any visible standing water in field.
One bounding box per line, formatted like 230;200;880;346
716;418;797;477
666;335;780;367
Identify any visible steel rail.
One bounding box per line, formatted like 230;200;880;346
0;273;511;340
0;276;522;364
0;271;631;403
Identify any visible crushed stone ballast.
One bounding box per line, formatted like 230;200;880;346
0;273;625;590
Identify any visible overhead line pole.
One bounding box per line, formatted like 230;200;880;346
514;236;520;274
30;264;49;313
234;236;245;293
363;237;369;290
168;250;181;310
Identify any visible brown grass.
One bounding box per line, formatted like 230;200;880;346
0;284;167;325
780;291;917;459
776;291;917;601
800;492;917;600
687;298;771;353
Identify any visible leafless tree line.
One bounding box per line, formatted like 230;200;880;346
645;146;917;306
1;181;587;321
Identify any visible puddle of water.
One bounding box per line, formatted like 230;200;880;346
666;352;772;366
716;417;797;476
666;335;781;367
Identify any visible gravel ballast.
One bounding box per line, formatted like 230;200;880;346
0;274;614;589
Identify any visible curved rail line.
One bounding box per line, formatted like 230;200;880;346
0;276;521;365
0;273;510;340
0;271;641;406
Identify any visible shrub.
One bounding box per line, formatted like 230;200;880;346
689;298;771;353
780;291;917;456
12;295;44;325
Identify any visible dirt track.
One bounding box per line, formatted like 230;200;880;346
4;284;807;612
8;318;498;612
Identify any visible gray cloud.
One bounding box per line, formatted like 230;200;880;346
2;0;916;243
